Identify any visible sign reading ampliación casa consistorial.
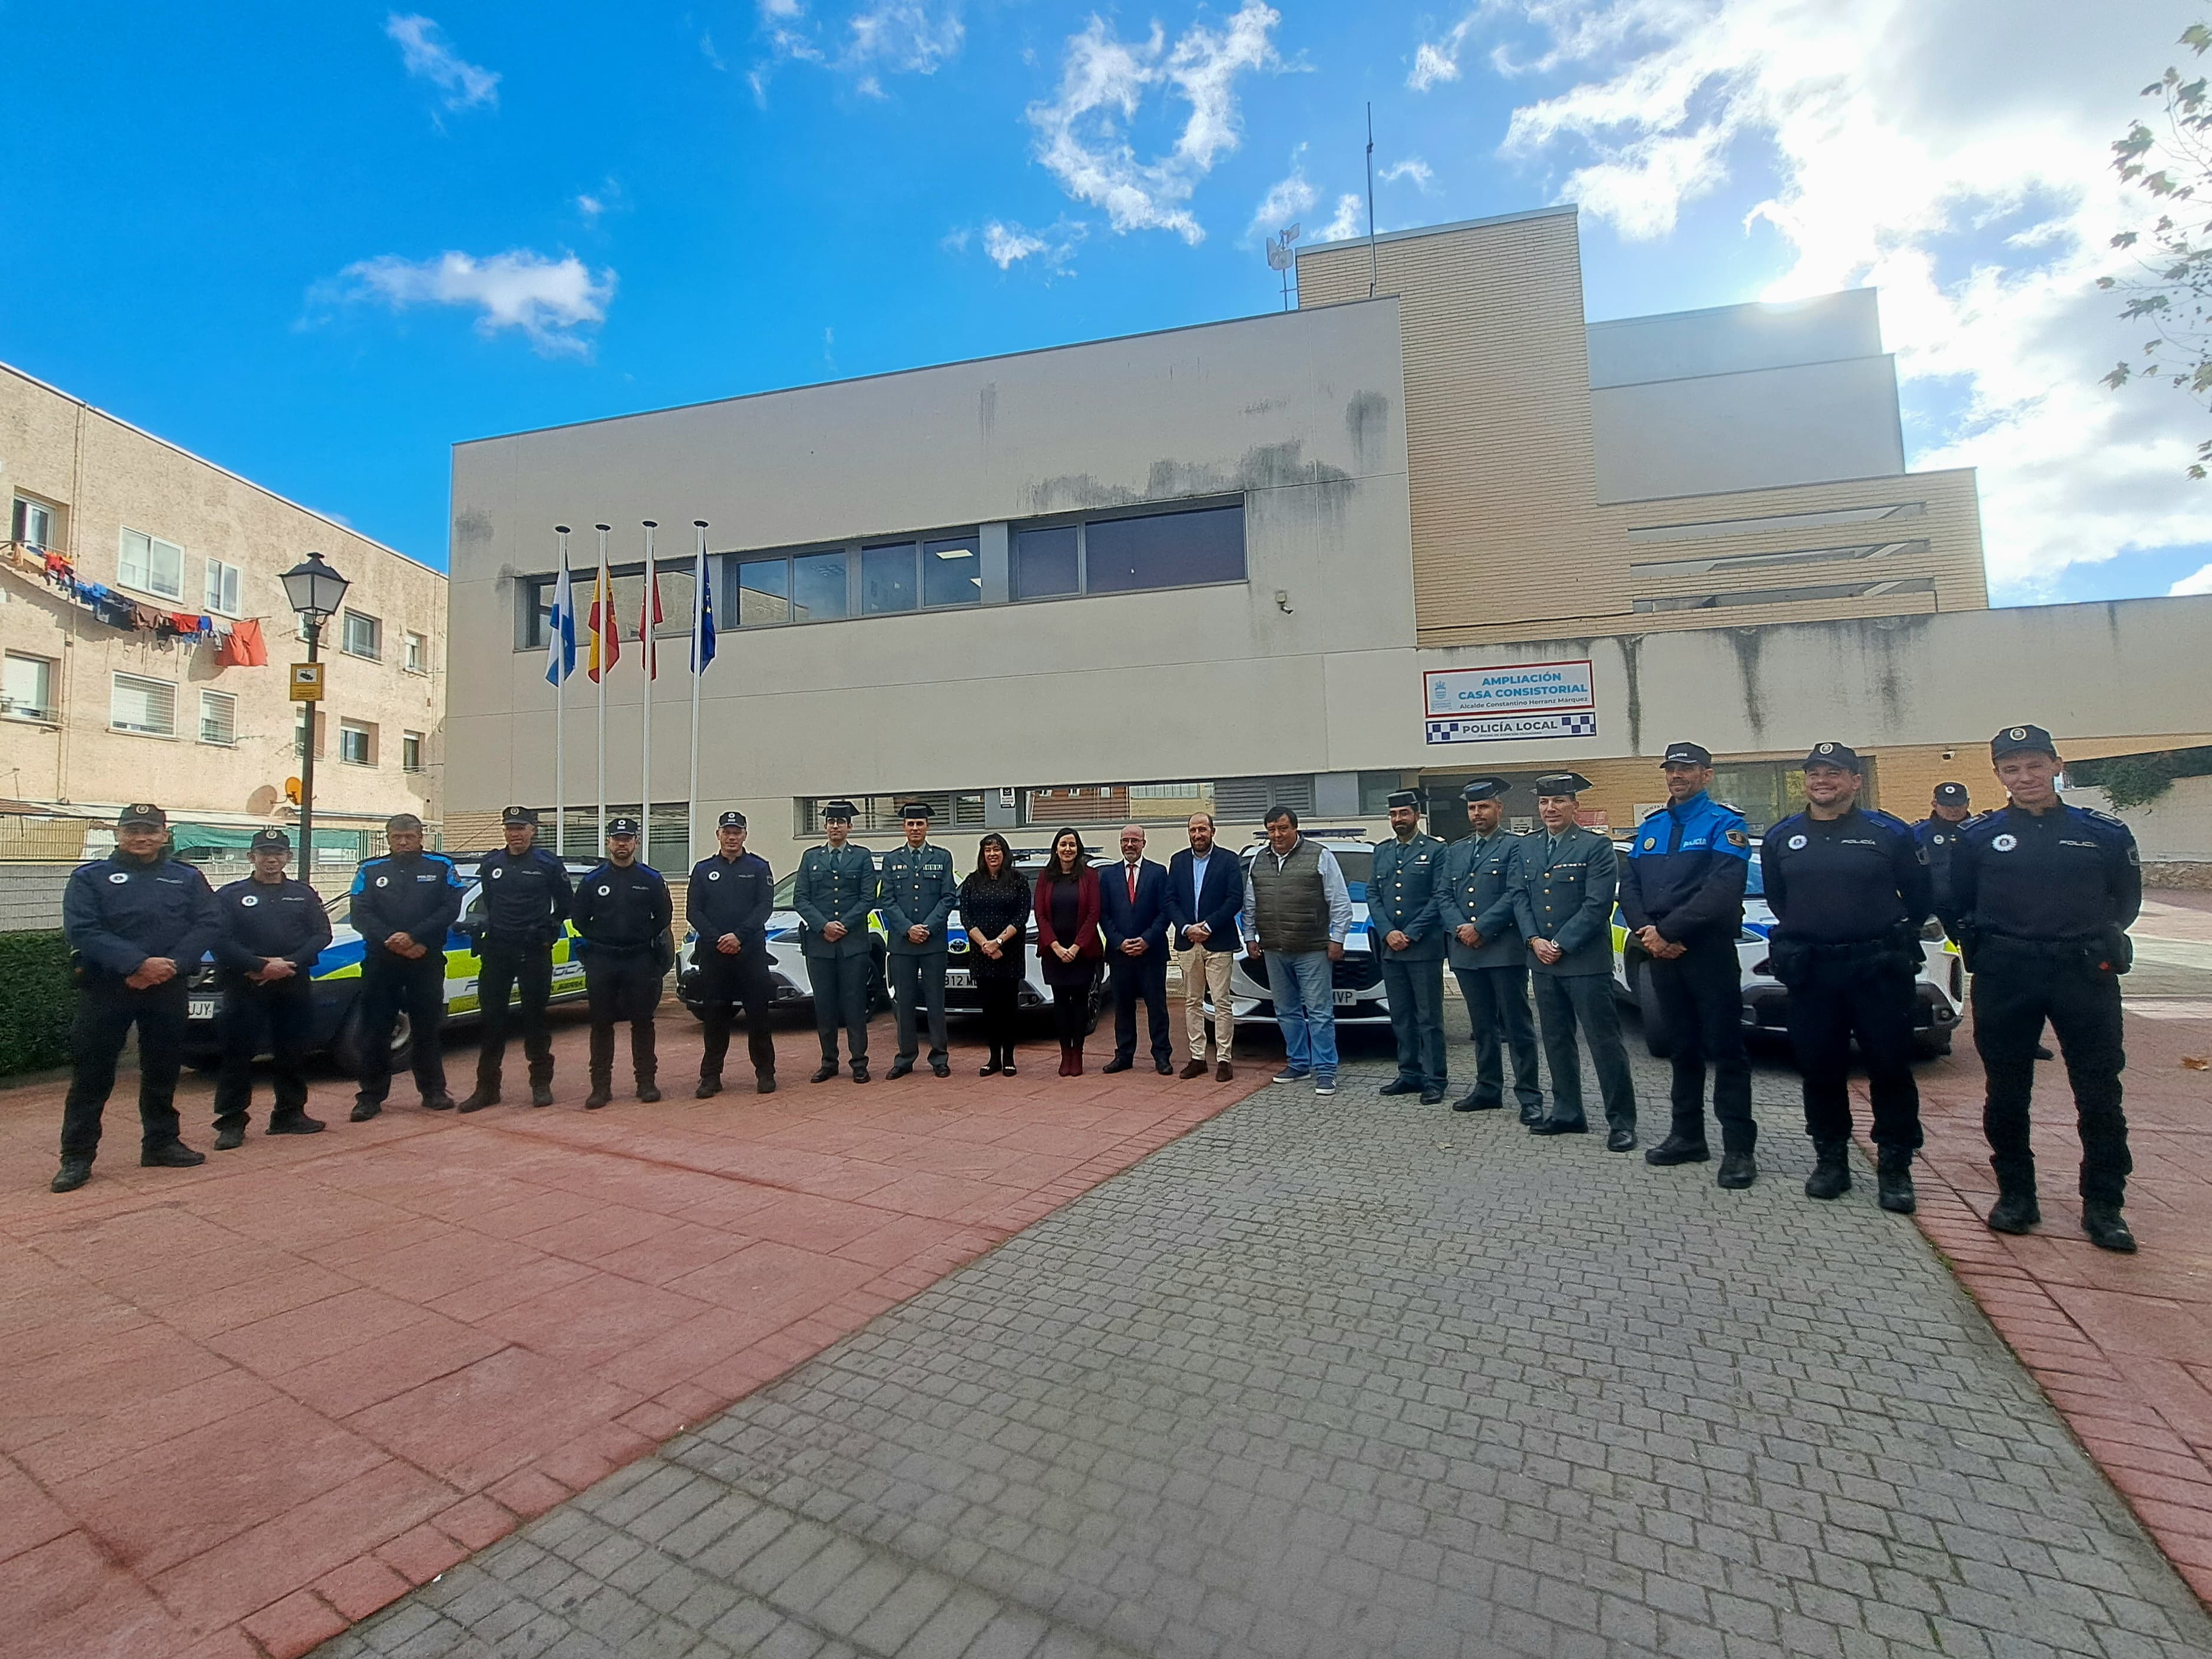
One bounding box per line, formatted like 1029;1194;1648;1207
1424;659;1597;745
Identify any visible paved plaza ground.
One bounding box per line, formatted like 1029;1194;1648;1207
2;904;2208;1658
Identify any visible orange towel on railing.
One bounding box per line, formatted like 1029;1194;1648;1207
217;617;269;666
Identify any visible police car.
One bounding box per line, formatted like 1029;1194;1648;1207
1215;830;1394;1029
181;855;598;1072
1609;843;1963;1057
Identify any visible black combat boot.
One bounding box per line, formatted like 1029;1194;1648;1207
1986;1183;2040;1234
1876;1146;1916;1214
50;1155;92;1193
1645;1133;1710;1166
2082;1204;2137;1253
1716;1150;1757;1189
1804;1142;1850;1201
584;1076;613;1110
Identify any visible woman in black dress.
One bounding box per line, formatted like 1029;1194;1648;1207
1033;828;1104;1075
960;832;1031;1076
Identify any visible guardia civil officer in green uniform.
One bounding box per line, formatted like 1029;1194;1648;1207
1372;789;1449;1105
793;799;877;1083
1436;777;1542;1119
878;801;958;1078
570;816;673;1109
1515;774;1639;1149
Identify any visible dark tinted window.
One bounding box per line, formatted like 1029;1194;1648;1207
1084;505;1244;594
922;536;981;607
1013;525;1079;599
862;543;917;614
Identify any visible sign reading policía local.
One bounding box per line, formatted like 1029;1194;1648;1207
1424;659;1596;745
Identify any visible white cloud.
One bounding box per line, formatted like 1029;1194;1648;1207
1026;2;1282;244
576;194;604;220
749;0;960;100
1249;146;1318;237
1379;157;1436;190
970;219;1087;273
1319;191;1364;242
700;30;727;71
326;250;614;356
385;14;500;111
2173;563;2212;596
1454;0;2212;599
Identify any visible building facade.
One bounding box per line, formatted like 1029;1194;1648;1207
0;361;445;877
442;209;2208;874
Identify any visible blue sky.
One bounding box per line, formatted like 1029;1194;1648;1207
3;1;2206;601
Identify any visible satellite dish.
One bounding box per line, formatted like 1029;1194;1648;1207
248;784;280;817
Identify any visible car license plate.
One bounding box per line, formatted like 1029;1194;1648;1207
1333;990;1358;1006
945;969;974;989
188;999;218;1021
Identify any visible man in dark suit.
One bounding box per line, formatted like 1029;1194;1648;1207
1166;812;1244;1081
1100;822;1174;1075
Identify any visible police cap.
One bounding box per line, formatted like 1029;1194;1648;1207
1933;781;1970;807
1660;742;1712;768
607;816;641;837
1533;772;1593;797
501;805;539;827
1384;789;1424;811
1800;741;1863;773
1991;723;2058;761
716;811;746;831
250;828;292;852
821;799;857;822
899;801;935;821
1460;776;1512;804
118;802;167;828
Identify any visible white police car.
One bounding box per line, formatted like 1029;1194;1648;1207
1213;831;1393;1029
1610;844;1963;1057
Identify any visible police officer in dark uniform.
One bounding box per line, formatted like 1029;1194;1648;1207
1621;742;1759;1188
1372;789;1449;1105
1760;744;1933;1214
878;802;958;1079
571;816;672;1109
793;800;877;1082
348;812;465;1121
1947;724;2142;1252
687;810;778;1097
1915;782;1973;932
460;806;574;1112
53;804;220;1191
1436;777;1542;1119
211;828;333;1149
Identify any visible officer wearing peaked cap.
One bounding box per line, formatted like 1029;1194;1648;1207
687;811;778;1097
211;829;332;1149
573;817;673;1109
1760;744;1933;1214
1916;781;1973;931
1372;789;1450;1105
459;807;573;1112
348;813;465;1121
1947;724;2143;1252
52;804;221;1192
879;801;958;1079
1515;773;1639;1149
1436;777;1543;1120
793;800;877;1083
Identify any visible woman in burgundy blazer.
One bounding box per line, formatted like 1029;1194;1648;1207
1034;827;1105;1075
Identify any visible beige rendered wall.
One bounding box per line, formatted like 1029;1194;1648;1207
0;363;446;846
444;301;1420;877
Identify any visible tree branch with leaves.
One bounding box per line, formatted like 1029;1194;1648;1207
2101;23;2212;478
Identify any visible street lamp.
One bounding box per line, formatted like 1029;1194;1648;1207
280;551;349;890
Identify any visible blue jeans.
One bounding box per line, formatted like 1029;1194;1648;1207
1264;950;1337;1081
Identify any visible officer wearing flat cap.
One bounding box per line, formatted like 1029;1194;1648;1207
1515;774;1638;1149
459;806;574;1112
1946;724;2142;1251
1760;744;1933;1214
793;800;877;1082
1621;742;1759;1186
572;817;673;1108
687;811;778;1096
348;814;465;1120
1371;789;1449;1105
1436;778;1542;1119
52;804;220;1192
211;829;332;1148
879;802;958;1079
1915;781;1973;930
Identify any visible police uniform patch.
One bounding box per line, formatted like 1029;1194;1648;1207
1992;833;2019;853
707;870;722;881
1725;829;1748;847
1787;834;1807;850
597;885;611;896
490;867;504;880
2009;727;2027;741
376;875;390;887
1642;838;1655;850
107;871;128;884
242;894;259;907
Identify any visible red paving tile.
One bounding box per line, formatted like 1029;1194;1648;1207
1876;958;2212;1611
0;1006;1256;1653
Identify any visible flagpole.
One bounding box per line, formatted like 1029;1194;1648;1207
594;524;610;858
553;526;570;858
690;520;708;873
640;521;657;871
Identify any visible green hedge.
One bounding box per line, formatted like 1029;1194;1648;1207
0;931;75;1078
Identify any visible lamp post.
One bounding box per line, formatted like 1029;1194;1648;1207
280;551;350;890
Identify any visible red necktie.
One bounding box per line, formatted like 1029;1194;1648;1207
1127;864;1138;902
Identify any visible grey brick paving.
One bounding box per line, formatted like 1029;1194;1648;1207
317;1032;2212;1659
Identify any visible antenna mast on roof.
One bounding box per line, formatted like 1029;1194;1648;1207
1365;103;1379;298
1265;223;1301;311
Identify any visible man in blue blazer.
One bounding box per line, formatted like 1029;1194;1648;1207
1100;822;1175;1074
1166;812;1244;1080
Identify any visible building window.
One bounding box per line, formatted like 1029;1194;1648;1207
4;652;57;722
791;551;848;623
521;564;695;649
798;792;988;835
118;528;186;601
921;535;982;607
861;542;917;614
203;558;243;617
404;632;428;673
198;690;238;746
110;673;176;736
402;730;425;772
1358;772;1412;815
737;557;791;625
339;719;376;766
11;496;58;551
1630;576;1936;614
341;610;382;660
1083;504;1245;593
1012;525;1079;599
295;705;325;759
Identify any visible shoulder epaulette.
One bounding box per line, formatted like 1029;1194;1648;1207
1863;809;1913;834
2075;805;2132;833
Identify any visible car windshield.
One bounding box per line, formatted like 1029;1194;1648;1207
1745;850;1766;898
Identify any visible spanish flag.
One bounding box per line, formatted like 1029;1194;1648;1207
586;561;620;682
